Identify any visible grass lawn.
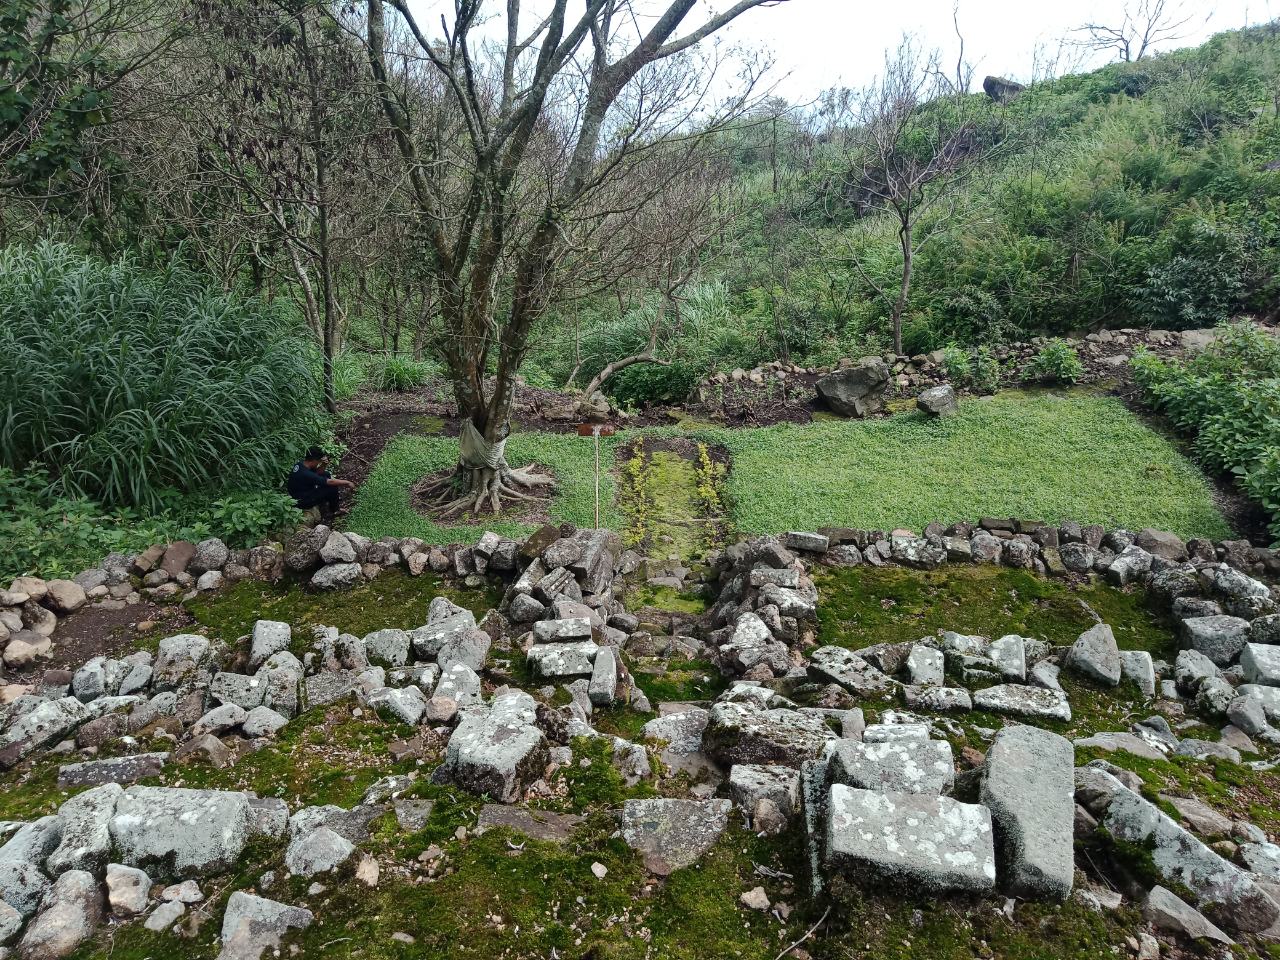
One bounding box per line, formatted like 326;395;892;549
346;432;626;543
347;392;1231;545
698;392;1232;540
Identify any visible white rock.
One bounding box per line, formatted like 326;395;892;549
106;863;151;916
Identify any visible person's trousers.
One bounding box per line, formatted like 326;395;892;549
295;487;340;512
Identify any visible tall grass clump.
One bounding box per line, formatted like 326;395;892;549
370;354;441;392
0;242;325;511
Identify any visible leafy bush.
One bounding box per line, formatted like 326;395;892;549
941;345;1001;393
519;364;559;390
940;346;973;385
0;467;302;581
972;347;1001;394
1133;206;1251;329
1132;321;1280;536
609;360;700;408
1024;339;1085;385
0;242;325;511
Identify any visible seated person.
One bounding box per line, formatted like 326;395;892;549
287;446;353;517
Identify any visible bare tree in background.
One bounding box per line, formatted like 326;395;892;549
575;150;741;397
1072;0;1209;63
365;0;783;518
832;35;997;355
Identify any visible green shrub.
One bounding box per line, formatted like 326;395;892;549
331;351;371;401
609;360;700;407
938;345;1000;393
519;364;559;389
0;467;302;581
0;242;325;511
1132;321;1280;536
1024;338;1086;385
941;346;973;385
1133;207;1250;329
972;347;1001;394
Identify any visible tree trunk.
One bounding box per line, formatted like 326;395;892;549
316;147;339;415
893;222;914;357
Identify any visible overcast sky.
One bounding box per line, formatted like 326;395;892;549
405;0;1264;101
717;0;1260;99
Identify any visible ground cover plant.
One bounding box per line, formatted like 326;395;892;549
0;467;302;582
346;431;626;543
345;391;1228;552
0;243;326;511
698;392;1231;539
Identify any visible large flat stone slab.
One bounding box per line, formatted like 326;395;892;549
620;799;731;872
973;684;1071;721
58;752;168;789
1072;731;1166;761
703;702;835;769
476;805;584;843
826;786;996;894
980;725;1074;901
808;647;897;700
526;642;599;680
110;787;255;879
1103;786;1278;932
827;739;954;795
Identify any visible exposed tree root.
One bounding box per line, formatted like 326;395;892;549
418;459;556;518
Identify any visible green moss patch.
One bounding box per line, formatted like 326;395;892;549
816;564;1176;657
185;568;501;645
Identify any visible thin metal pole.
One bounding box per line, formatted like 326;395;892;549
594;430;600;528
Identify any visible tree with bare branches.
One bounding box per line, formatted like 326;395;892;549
0;0;177;201
569;149;740;398
364;0;782;518
830;36;997;355
1071;0;1208;63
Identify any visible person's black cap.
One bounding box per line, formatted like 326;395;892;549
305;446;325;461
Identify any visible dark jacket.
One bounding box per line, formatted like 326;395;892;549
287;461;331;502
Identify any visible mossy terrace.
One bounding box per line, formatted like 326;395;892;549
9;541;1272;959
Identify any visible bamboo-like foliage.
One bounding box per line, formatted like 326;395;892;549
0;242;324;509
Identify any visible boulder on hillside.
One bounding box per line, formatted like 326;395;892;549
1065;624;1121;686
1182;616;1251;667
703;702;836;769
435;692;548;803
42;580;86;615
109;787;255;878
828;738;954;795
815;358;890;417
286;526;330;572
983;75;1025;103
17;869;102;959
220;891;314;959
1135;529;1187;561
1103;786;1278;932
